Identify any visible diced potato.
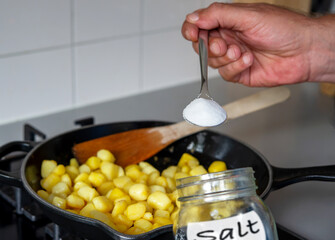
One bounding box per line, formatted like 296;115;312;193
52;164;66;176
143;212;153;222
122;181;135;194
52;196;67;209
41;173;61;193
189;165;207;176
125;165;142;181
162;166;178;179
79;202;96;217
114;195;132;205
166;177;176;192
92;196;113;212
136;173;148;184
181;165;190;174
174;172;189;180
73;181;91;192
79;164;91;174
70;158;79;168
155;176;168;188
37;189;49;201
77;186;99;202
113;213;133;228
153;216;173;226
97;149;116;162
129;183;150;201
67;194;85;209
139;162;159;175
97;181;114;196
154;209;170;219
86;156;101;170
113;176;132;189
147;192;171;210
74;172;90;184
178;153;198;167
65;166;80;181
100;162;119;181
148;171;160;185
134;219;153;231
111;200;128;217
88;172;106;187
52;182;71;198
61;174;72;187
208;161;227;173
149;185;166;193
106;188;126;202
89;210;117;229
125;226;145;235
41;160;57;178
125;202;146;220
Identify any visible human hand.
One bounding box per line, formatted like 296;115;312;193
182;3;322;87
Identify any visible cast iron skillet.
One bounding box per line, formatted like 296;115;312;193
1;121;335;240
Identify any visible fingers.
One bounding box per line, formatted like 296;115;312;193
218;52;253;83
185;3;251;31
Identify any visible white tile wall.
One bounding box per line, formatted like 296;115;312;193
0;0;228;126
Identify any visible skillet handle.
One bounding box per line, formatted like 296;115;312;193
271;165;335;191
0;141;36;188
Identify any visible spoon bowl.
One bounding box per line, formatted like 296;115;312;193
183;30;227;127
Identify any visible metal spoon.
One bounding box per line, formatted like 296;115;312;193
183;30;227;127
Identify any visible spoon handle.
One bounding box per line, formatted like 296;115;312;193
198;30;211;99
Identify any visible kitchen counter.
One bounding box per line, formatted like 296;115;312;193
1;78;335;240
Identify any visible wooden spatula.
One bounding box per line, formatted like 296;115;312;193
73;87;290;167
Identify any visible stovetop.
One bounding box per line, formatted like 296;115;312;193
1;81;335;239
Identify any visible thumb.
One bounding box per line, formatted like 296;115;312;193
186;3;253;31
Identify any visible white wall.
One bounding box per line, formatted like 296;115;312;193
0;0;229;126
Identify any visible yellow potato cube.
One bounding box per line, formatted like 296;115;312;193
89;210;116;229
92;196;113;212
52;181;71;198
86;156;101;170
52;164;66;176
143;212;153;222
41;173;61;193
135;173;149;184
79;164;91;174
153;216;173;226
106;188;126;202
178;153;198;167
125;202;146;220
113;213;133;228
147;192;171;210
166;177;176;192
149;185;166;194
41;160;57;178
189;165;207;176
88;172;106;187
152;222;163;230
97;149;116;162
113;176;132;189
77;186;99;202
100;162;120;181
181;165;190;174
65;165;80;181
162;166;178;179
37;189;49;201
67;194;85;209
73;181;91;192
97;181;114;196
70;158;79;168
61;174;72;187
52;196;67;209
139;162;159;175
174;172;189;180
125;165;142;181
74;172;90;184
114;195;132;205
134;219;153;231
148;171;160;185
111;200;128;217
79;203;96;217
125;226;145;235
155;176;168;188
154;209;170;219
129;183;150;201
208;161;227;173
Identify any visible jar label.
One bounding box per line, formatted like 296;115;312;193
187;211;266;240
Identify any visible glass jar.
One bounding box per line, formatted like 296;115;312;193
173;167;278;240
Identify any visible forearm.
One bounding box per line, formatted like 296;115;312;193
308;14;335;83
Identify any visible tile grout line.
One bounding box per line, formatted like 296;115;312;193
70;0;76;106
